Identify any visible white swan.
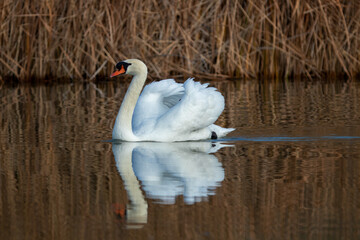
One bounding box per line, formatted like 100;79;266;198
110;59;234;142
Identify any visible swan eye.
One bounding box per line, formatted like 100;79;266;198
116;62;132;71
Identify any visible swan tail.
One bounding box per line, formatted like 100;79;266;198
209;124;235;138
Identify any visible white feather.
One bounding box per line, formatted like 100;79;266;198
112;59;234;142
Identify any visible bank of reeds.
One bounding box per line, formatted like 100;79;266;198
1;0;360;81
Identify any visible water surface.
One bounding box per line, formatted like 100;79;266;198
0;80;360;239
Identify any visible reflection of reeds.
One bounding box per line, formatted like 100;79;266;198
1;1;360;81
0;81;360;239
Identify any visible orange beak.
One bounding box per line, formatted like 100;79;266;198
110;65;126;77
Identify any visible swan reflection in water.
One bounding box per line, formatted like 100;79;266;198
112;141;231;227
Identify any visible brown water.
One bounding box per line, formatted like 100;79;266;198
0;80;360;240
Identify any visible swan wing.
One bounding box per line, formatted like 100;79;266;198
155;78;225;134
133;79;184;132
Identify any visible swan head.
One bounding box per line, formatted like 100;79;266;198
110;59;148;77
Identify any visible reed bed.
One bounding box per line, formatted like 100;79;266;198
1;0;360;81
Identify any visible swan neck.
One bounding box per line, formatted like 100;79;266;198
113;71;147;140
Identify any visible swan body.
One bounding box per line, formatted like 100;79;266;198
111;59;234;142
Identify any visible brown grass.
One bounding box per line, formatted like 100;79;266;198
1;0;360;81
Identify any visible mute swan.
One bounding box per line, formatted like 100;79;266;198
110;59;234;142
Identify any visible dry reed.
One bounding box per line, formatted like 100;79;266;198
1;0;360;81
